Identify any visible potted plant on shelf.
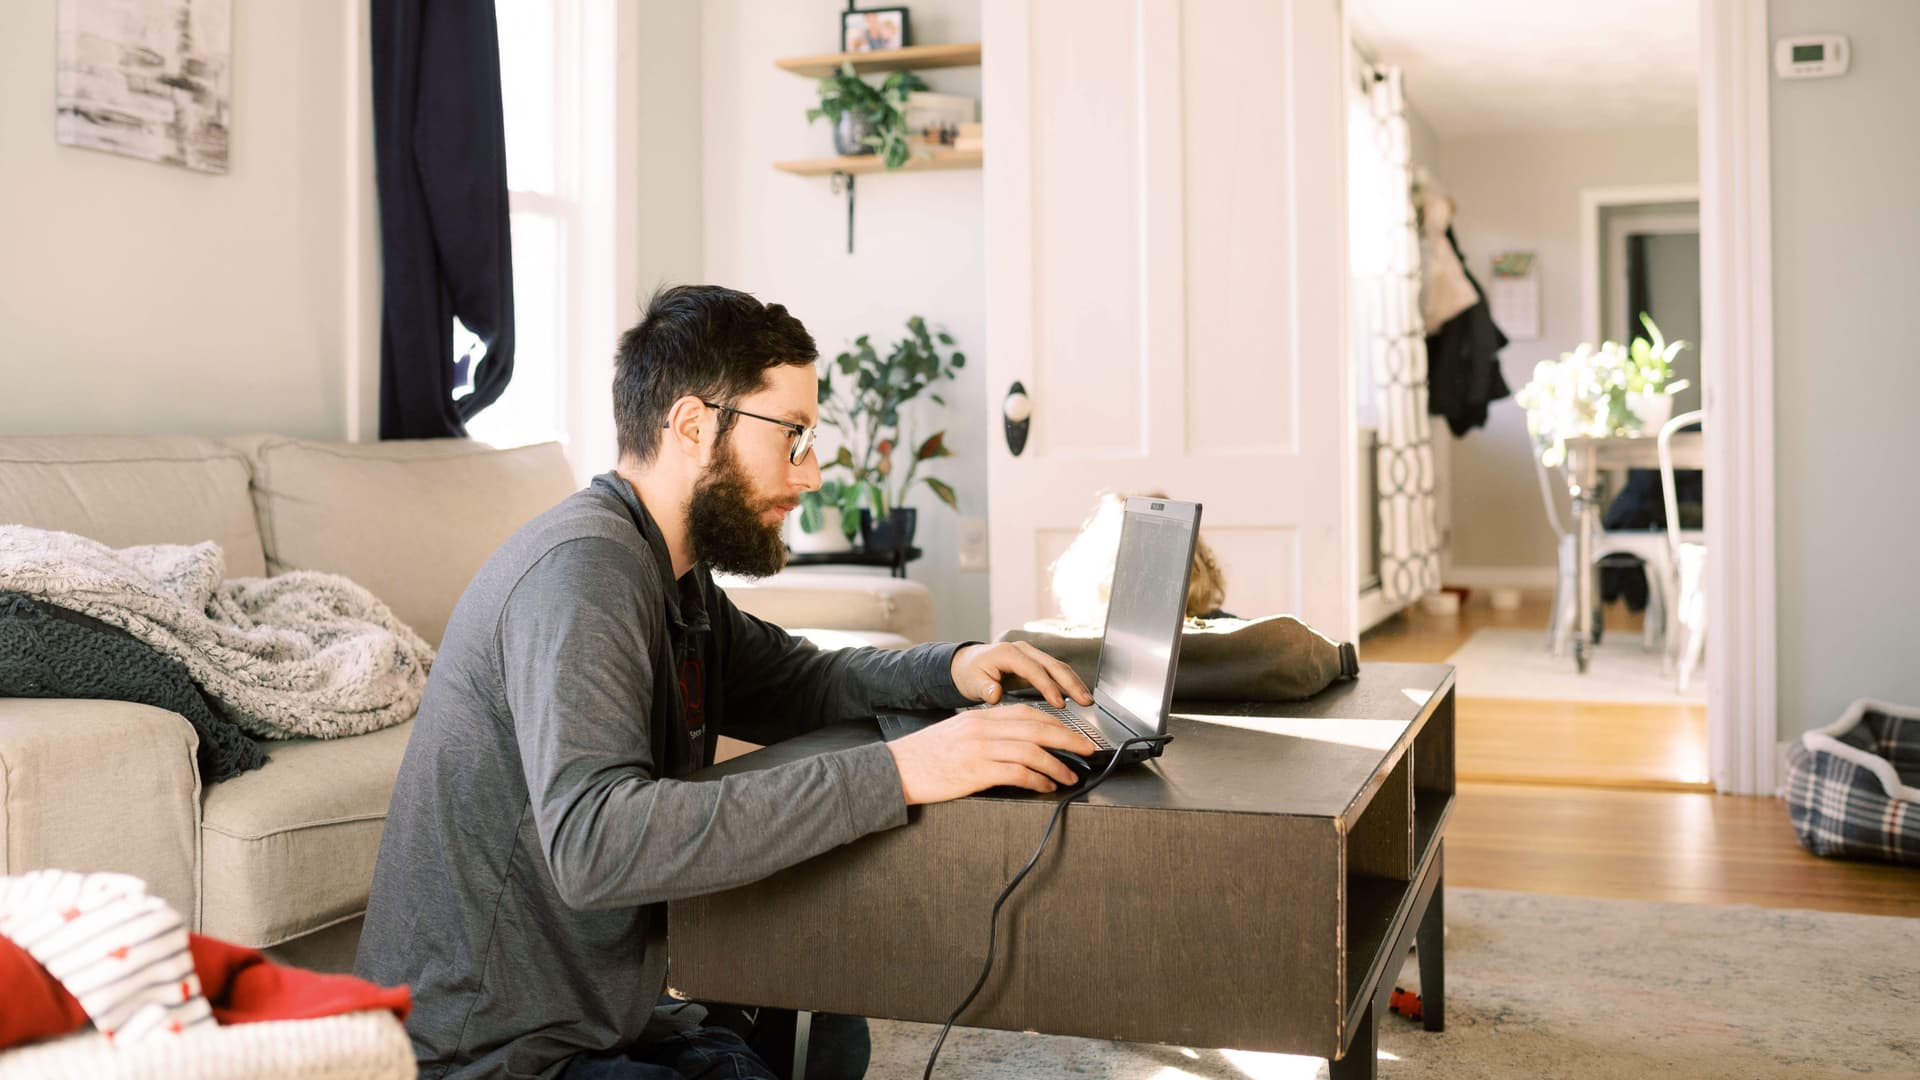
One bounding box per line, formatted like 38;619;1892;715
1516;313;1690;467
797;316;965;554
805;63;927;167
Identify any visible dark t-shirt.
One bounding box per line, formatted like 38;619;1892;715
355;473;967;1079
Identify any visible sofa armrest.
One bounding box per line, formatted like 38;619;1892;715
0;699;202;921
715;570;937;644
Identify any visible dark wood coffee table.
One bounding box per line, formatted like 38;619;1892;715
668;662;1456;1079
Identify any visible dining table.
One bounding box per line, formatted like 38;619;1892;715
1560;430;1704;672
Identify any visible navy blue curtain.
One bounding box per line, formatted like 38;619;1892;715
371;0;515;439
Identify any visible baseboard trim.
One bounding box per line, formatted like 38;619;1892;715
1445;566;1558;591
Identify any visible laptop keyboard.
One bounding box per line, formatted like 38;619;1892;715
1029;701;1115;750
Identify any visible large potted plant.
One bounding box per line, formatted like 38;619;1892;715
1517;313;1690;467
798;316;965;553
805;63;927;167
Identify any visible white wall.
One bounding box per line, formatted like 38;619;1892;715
0;2;351;439
1769;0;1920;736
1432;126;1698;577
703;0;989;642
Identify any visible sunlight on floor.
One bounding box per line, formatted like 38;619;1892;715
1183;714;1405;750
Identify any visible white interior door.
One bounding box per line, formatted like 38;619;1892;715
983;0;1356;640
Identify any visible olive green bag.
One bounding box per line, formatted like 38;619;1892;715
1000;614;1359;702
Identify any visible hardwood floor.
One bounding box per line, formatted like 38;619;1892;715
1363;592;1708;791
1366;592;1920;917
1447;783;1920;918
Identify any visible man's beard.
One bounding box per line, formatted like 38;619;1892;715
686;442;790;578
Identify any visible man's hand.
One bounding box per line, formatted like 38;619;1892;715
950;641;1094;709
886;706;1100;804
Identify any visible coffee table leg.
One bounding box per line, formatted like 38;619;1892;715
1417;859;1445;1033
791;1010;811;1080
1330;1001;1377;1080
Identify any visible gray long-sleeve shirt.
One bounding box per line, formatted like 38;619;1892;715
355;473;969;1079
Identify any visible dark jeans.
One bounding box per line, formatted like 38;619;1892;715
561;1000;869;1080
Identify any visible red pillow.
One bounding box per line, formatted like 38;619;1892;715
0;933;88;1049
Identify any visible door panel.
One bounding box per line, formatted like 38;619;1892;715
984;0;1354;640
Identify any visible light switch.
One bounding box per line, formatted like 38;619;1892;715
957;516;989;571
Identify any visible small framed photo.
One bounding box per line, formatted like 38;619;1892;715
841;7;910;53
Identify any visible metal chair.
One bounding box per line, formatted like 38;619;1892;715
1658;410;1708;690
1534;451;1669;657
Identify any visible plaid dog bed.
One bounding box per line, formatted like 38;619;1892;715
1785;699;1920;865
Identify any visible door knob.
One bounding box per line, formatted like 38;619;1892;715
1004;382;1031;456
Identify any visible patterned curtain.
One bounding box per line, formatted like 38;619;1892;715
1351;66;1440;603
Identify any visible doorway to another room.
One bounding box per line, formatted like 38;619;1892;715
1347;0;1709;792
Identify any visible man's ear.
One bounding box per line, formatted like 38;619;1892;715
663;396;711;463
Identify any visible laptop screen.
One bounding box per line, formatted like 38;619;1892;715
1093;498;1200;735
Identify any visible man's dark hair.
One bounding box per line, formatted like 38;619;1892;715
613;285;818;463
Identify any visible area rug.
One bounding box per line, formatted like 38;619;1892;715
867;887;1919;1078
1442;627;1706;704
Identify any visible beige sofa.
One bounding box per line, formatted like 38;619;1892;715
0;434;934;973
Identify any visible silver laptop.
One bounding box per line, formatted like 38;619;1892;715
879;496;1202;771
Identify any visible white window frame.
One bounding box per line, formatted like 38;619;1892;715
466;0;590;457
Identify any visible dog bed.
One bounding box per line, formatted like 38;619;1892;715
1784;698;1920;865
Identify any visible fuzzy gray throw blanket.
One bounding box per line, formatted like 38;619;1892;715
0;592;268;781
0;526;432;740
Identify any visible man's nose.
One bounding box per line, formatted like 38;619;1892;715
795;448;822;492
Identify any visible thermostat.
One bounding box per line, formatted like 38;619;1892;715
1775;34;1849;79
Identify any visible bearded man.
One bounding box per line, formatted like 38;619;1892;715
356;285;1095;1080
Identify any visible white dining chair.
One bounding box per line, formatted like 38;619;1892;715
1658;410;1708;690
1534;451;1669;657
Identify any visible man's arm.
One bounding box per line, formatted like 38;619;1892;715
500;539;910;909
710;582;974;746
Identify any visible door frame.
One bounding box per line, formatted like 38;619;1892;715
1577;188;1700;347
1698;0;1778;795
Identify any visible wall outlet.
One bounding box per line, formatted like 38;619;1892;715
957;516;989;571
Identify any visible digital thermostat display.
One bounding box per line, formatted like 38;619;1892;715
1776;35;1849;79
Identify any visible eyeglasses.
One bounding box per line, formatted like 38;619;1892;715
701;400;817;465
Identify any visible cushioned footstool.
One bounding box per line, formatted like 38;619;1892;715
1785;699;1920;866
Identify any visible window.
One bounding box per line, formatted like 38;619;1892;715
462;1;582;450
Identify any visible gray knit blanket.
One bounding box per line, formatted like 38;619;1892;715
0;526;432;740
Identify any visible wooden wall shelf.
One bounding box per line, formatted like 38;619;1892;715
775;42;981;79
773;148;981;177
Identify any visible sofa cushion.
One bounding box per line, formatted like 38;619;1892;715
0;699;201;923
226;436;576;646
0;435;266;578
198;721;414;948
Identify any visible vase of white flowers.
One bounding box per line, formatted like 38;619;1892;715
1516;313;1690;466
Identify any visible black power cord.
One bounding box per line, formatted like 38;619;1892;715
921;735;1168;1079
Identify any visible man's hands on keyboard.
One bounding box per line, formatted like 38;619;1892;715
949;642;1094;710
885;706;1099;804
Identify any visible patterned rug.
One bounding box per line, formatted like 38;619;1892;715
868;887;1919;1078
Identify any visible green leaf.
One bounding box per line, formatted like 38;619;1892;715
836;352;857;374
834;446;854;468
950;352;966;368
924;476;959;510
930;393;945;406
798;501;821;533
